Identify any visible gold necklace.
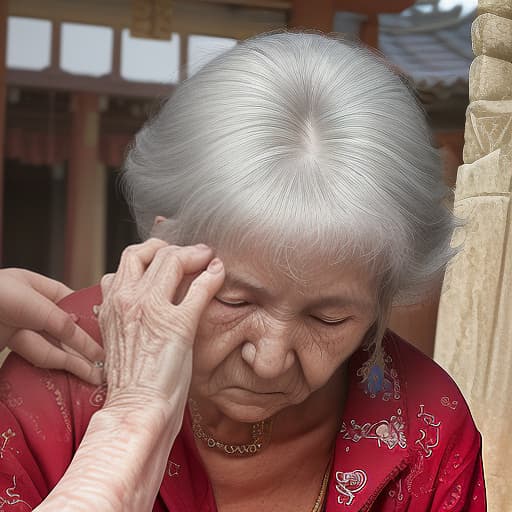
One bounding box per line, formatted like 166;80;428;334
311;458;332;512
189;398;273;457
189;399;332;511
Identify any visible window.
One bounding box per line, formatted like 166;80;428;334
61;23;113;76
121;30;180;83
7;17;51;70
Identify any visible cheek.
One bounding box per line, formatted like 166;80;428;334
192;306;253;377
297;322;368;390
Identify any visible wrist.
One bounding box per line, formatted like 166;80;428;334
38;404;181;512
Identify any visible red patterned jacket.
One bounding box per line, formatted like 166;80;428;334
0;286;486;511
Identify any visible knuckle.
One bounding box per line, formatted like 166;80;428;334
147;237;168;248
111;289;135;311
160;247;185;270
58;314;77;340
121;244;141;259
159;244;180;255
39;347;56;369
100;273;114;288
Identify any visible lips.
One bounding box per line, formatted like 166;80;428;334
227;386;284;395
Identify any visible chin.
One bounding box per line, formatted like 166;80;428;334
215;394;285;423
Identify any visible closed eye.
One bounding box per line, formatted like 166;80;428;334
312;316;350;326
215;297;249;308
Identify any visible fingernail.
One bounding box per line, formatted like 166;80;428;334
207;258;223;273
195;243;210;251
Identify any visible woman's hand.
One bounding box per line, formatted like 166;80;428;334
0;268;104;384
98;238;224;415
34;240;224;512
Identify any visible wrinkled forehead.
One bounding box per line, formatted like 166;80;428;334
215;243;380;303
162;212;391;303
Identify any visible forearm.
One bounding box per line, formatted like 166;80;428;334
36;395;186;512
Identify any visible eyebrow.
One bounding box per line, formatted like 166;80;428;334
310;295;373;313
223;273;373;312
223;273;267;292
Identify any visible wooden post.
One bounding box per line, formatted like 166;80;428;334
334;0;416;49
359;13;378;48
179;33;188;82
290;0;335;32
64;92;106;289
0;1;7;265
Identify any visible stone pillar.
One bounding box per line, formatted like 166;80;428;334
64;93;106;289
434;4;512;510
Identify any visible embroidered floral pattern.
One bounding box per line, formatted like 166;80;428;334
335;469;368;506
340;410;407;450
415;405;441;459
89;383;107;408
388;478;405;503
167;461;180;477
0;382;23;409
442;483;463;510
40;375;72;435
358;351;401;401
0;476;31;510
0;429;15;459
440;397;458;410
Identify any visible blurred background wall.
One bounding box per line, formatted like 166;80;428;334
0;0;478;356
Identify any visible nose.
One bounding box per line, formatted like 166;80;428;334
241;328;296;380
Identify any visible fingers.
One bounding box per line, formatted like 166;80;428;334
18;269;75;303
2;278;104;363
100;273;115;300
9;330;103;385
115;238;169;285
140;244;214;300
44;304;104;363
180;258;225;326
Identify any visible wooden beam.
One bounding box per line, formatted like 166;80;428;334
290;0;335;32
7;68;175;99
335;0;415;14
9;0;286;40
199;0;291;9
0;0;7;265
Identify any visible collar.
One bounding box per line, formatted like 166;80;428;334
326;332;409;511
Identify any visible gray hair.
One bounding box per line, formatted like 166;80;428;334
122;31;456;321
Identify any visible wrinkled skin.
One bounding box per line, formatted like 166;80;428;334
36;240;225;511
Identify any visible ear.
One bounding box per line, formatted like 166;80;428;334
153;215;167;228
149;216;178;241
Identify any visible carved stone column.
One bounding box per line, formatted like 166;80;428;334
434;3;512;510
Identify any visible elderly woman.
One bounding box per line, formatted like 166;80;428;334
0;32;485;511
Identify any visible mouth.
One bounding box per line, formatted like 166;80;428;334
227;387;285;396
